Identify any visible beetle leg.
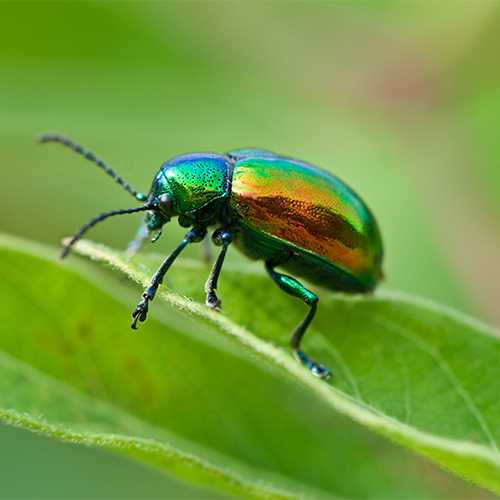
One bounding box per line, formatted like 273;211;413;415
131;226;206;329
265;261;331;380
204;229;233;310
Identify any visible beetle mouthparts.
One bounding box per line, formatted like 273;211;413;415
151;229;162;243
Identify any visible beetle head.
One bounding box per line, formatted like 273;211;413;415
146;153;231;233
144;192;173;236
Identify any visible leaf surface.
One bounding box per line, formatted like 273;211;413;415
0;234;497;498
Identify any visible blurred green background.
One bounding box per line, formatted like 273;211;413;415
1;1;500;497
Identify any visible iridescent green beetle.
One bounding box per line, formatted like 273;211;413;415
40;134;384;379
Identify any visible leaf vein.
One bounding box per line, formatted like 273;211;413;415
376;317;498;455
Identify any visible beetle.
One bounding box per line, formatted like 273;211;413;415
40;133;384;379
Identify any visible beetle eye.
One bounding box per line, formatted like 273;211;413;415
159;193;172;212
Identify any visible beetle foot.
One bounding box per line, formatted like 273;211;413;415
294;350;332;380
205;291;222;311
131;294;151;329
311;363;332;380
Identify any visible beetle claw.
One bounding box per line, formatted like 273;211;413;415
295;350;332;380
131;296;150;329
311;364;332;380
205;291;222;311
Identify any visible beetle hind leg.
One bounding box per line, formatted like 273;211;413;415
265;261;331;380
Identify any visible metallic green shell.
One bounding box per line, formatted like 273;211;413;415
151;153;231;215
229;155;384;292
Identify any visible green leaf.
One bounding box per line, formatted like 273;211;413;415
71;239;500;492
0;234;497;498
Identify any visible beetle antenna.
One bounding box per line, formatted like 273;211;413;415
61;204;156;259
38;133;147;202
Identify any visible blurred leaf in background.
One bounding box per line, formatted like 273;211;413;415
1;1;500;498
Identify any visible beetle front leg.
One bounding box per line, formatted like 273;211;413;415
131;226;206;329
265;260;331;380
204;229;233;310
